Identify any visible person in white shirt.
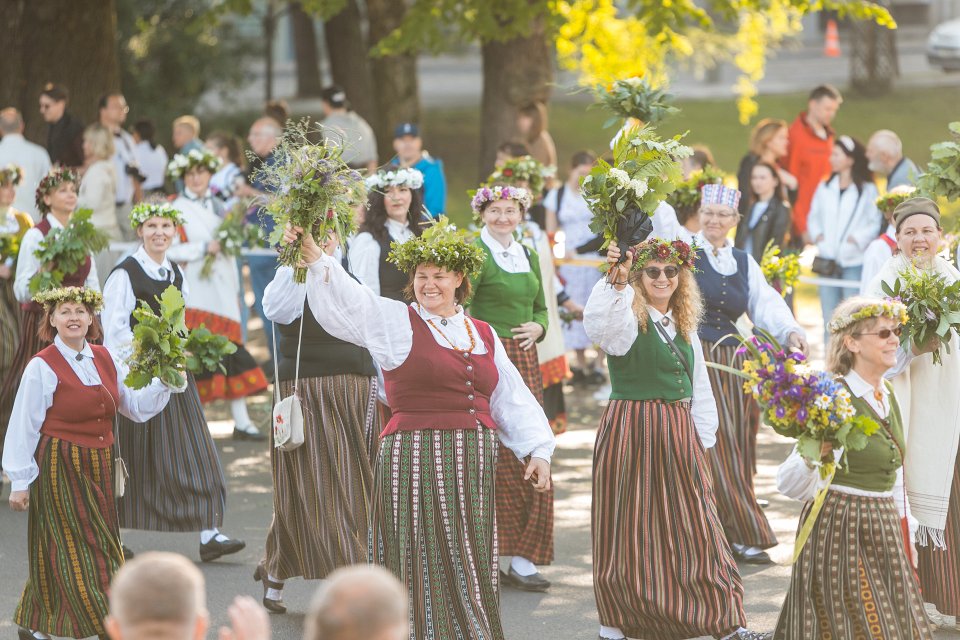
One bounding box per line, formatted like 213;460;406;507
98;93;142;240
78;123;121;284
0;108;51;220
204;131;245;207
131;119;169;196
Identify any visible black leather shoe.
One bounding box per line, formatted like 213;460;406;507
233;425;266;441
501;566;550;592
200;536;246;562
121;544;135;560
18;628;48;640
731;544;773;565
253;562;286;614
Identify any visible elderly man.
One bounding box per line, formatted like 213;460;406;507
867;129;919;190
172;115;203;154
867;197;960;631
305;566;407;640
98;93;141;239
39;83;84;168
0;108;51;220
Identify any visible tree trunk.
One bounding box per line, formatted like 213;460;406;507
5;0;120;141
850;19;898;96
289;2;323;98
479;17;553;180
323;0;376;123
367;0;420;161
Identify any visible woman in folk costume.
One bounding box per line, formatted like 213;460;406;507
466;184;554;591
865;197;960;629
693;183;808;564
348;167;428;300
0;167;99;459
3;286;175;640
167;149;269;441
584;238;768;640
774;296;933;639
0;165;33;405
101;202;243;562
284;218;555;640
256;255;381;614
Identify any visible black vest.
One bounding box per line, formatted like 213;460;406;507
112;256;184;328
277;300;377;382
694;248;750;346
376;232;409;302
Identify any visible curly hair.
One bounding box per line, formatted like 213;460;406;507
630;266;703;336
826;296;887;375
360;188;427;244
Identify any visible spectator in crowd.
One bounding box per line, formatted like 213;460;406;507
807;134;880;343
860;184;914;294
736;118;797;217
0;108;51;220
304;566;407;640
681;144;715;179
38;83;84;168
98;93;141;239
264;99;289;127
735;161;792;262
866;129;919;191
783;84;842;244
495;140;531;168
205;131;245;206
172;115;203;154
319;85;377;173
78;123;120;283
516;102;558;169
390;123;447;217
131;119;169;197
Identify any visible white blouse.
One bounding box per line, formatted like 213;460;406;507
650;201;695;245
2;336;173;492
581;278;720;448
479;226;532;274
101;246;189;361
693;231;803;344
304;253;556;462
14;214;101;303
347;219;415;295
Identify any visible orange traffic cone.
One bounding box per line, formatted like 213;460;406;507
824;19;841;57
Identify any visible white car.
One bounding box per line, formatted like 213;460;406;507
928;19;960;71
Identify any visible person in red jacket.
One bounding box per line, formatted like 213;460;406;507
782;84;843;244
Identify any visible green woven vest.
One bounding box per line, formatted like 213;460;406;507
608;326;694;401
833;382;906;493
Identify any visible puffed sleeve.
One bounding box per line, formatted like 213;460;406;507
746;254;803;343
12;227;43;303
776;446;841;501
690;334;719;448
263;265;307;325
101;268;137;360
489;335;556;462
651;201;685;242
305;253;413;370
2;358;57;491
582;278;638;356
112;351;173;422
346;231;382;294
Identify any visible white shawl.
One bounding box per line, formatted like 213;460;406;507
868;254;960;547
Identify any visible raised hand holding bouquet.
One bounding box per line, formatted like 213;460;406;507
29;206;109;294
759;240;800;297
252;119;367;283
882;263;960;365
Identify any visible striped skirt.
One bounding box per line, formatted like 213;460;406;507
16;436;122;639
0;281;19;376
702;341;777;548
264;374;379;580
0;307;45;457
774;491;933;639
371;425;502;640
115;375;226;531
496;337;554;565
917;443;960;616
593;399;745;639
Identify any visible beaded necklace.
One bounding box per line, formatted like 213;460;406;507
426;317;476;353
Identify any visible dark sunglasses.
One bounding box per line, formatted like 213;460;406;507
642;265;680;280
854;326;903;339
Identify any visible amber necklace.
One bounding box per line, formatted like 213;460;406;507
426;316;476;353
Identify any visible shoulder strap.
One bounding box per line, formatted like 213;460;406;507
653;322;693;384
556;184;565;212
271;297;306;399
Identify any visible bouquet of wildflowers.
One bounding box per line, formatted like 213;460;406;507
591;77;679;128
200;201;262;279
882;264;960;365
29;208;110;294
0;233;20;263
251;119;367;283
760;240;800;296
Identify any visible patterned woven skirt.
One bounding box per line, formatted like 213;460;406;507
371;425;502;640
115;375;226;531
774;491;933;639
0;307;45;457
0;281;19;377
496;337;554;565
540;355;569;435
917;443;960;616
15;436;122;638
702;340;777;548
194;342;268;403
593;399;745;640
264;374;379;580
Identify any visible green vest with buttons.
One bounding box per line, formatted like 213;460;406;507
832;381;906;493
608;325;694;401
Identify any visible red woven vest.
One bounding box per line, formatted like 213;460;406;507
37;344;120;449
22;217;93;312
382;306;499;436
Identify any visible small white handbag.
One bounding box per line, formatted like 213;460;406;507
271;309;305;452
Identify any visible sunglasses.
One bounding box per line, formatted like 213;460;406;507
642;266;680;280
854;326;903;339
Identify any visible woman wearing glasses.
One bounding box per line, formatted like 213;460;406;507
584;238;767;640
694;184;807;566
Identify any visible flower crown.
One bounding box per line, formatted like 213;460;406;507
130;202;185;228
0;163;23;186
470;185;532;214
167;149;222;180
631;238;699;271
33;286;104;312
828;299;909;334
487;156;555;195
387;216;485;277
36;166;79;214
875;187;916;217
365;167;424;191
668;167;726;212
